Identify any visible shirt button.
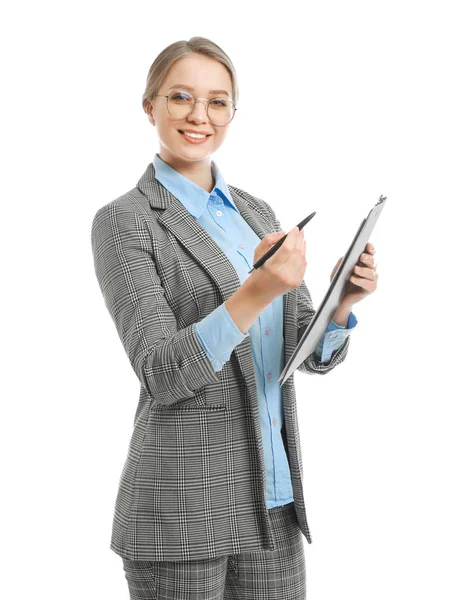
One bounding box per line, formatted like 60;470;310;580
272;418;277;426
239;243;245;248
267;373;272;381
265;327;271;334
216;210;222;216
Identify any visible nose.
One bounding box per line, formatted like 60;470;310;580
188;99;209;123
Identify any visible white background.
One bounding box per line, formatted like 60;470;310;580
2;1;466;598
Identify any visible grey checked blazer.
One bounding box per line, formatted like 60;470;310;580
91;161;351;562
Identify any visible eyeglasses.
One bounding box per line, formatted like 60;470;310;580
154;90;237;127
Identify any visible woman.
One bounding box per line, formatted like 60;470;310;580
91;36;378;600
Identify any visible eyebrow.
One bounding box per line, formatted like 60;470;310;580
168;84;230;96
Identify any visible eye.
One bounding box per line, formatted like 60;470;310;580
171;92;192;102
210;99;228;107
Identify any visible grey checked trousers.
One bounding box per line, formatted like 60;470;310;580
121;501;307;599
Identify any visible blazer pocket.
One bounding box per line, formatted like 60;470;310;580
155;384;227;411
202;379;227;409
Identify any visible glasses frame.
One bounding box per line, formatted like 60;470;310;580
154;90;237;127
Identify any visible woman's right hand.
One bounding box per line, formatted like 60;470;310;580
250;226;307;301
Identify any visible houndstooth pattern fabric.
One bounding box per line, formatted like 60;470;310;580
122;502;306;599
91;162;351;562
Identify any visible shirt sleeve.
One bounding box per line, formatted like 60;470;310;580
314;311;358;364
194;302;250;372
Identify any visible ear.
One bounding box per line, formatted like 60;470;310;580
145;101;156;126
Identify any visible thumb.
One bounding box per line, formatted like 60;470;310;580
265;231;285;244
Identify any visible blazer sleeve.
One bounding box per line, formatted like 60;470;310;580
257;197;352;375
91;202;221;408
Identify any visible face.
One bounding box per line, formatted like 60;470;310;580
146;54;234;169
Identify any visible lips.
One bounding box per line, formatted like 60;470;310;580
177;130;212;144
178;130;212;136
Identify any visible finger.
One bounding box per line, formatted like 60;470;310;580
330;256;344;279
262;231;286;257
284;229;305;262
283;226;303;251
360;253;375;267
349;274;377;290
272;226;301;266
265;231;285;245
353;265;378;280
365;243;375;254
294;228;305;251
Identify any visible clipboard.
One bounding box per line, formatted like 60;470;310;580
278;195;387;387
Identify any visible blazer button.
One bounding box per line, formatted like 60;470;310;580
272;417;277;426
239;243;245;248
216;210;223;216
267;373;272;381
265;327;271;334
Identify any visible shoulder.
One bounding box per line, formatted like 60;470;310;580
227;183;277;220
91;186;152;231
90;187;155;254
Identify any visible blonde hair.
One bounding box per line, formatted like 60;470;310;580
142;36;239;114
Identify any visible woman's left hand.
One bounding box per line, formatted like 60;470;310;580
330;243;378;306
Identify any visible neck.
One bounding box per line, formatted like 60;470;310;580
158;151;215;193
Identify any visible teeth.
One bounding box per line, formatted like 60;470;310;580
182;131;207;139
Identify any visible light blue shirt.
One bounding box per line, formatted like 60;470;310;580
153;153;357;508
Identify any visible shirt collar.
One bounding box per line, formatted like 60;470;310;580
153;153;240;219
153;154;239;219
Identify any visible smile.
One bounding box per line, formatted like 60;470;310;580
178;130;212;144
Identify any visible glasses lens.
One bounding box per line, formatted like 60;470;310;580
167;91;234;126
167;91;194;119
208;98;235;126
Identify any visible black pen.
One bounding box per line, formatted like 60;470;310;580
248;211;317;274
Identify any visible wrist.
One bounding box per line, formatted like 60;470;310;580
224;274;274;335
247;270;277;305
332;301;353;327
